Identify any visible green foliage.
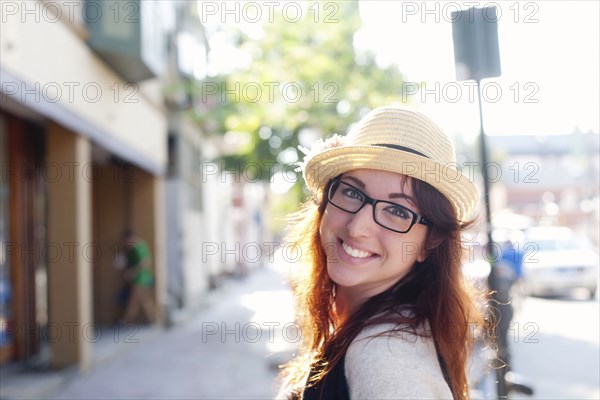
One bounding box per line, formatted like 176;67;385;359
189;1;411;201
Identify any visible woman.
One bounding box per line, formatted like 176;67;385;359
278;106;487;399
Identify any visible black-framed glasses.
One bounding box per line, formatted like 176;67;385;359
327;179;430;234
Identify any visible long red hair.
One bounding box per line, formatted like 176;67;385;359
279;175;488;399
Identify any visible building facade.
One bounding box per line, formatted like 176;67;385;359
0;0;170;371
0;0;272;373
488;131;600;245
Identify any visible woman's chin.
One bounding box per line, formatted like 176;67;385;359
326;262;365;289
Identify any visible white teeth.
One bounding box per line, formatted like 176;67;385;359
342;241;373;258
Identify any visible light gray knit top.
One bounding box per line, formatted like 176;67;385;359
345;323;453;399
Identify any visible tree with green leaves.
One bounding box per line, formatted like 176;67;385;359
189;1;411;202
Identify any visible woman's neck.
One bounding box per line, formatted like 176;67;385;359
333;286;368;324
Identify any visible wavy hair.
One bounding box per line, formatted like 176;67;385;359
278;175;488;400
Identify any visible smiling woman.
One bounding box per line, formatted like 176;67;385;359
276;106;489;399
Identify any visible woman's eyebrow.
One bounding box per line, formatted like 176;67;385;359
343;175;416;202
342;176;365;189
388;193;414;201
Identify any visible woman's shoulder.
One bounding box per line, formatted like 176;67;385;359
353;320;428;341
344;322;452;399
347;322;436;366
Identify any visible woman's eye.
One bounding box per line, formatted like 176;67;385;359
385;205;410;219
342;188;364;201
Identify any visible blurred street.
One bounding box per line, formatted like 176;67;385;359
511;293;600;399
43;264;296;400
1;1;598;397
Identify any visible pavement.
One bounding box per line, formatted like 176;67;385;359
510;293;600;400
0;264;297;400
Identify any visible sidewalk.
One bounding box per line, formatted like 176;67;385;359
1;264;296;400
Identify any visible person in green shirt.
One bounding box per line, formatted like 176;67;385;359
121;230;155;324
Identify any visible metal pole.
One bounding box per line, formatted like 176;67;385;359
476;81;494;247
476;80;508;398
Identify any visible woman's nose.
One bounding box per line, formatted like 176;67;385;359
346;203;377;237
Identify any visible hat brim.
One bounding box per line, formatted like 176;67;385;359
303;145;479;223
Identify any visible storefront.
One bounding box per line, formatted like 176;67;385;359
1;0;169;370
0;110;48;366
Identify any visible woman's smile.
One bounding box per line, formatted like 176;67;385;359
341;240;375;259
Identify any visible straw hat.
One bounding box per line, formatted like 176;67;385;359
300;105;479;222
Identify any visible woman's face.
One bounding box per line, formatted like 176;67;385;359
319;169;428;300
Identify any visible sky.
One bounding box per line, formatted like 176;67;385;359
357;0;600;139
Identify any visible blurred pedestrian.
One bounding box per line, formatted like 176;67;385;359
120;229;156;325
277;106;488;399
499;240;524;282
493;240;525;371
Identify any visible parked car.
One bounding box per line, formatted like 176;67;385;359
521;226;599;299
